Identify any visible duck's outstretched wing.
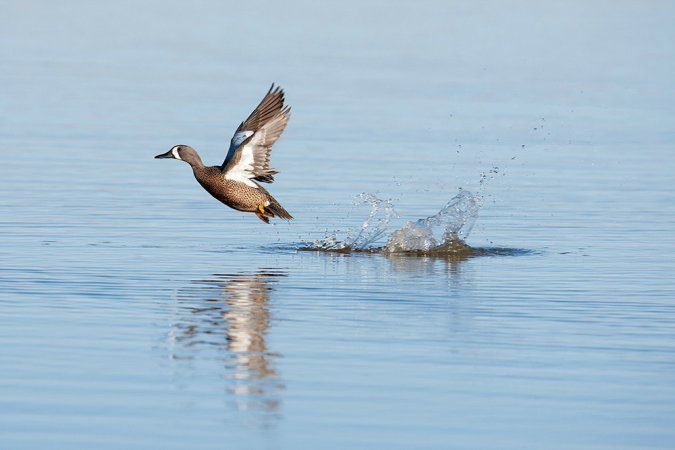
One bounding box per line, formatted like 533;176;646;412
222;84;290;184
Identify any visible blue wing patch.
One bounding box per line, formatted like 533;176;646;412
223;130;254;165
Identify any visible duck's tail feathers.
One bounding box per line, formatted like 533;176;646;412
267;200;293;221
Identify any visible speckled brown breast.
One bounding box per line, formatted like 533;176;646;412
192;166;270;212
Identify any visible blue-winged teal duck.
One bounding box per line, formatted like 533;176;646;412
155;84;293;223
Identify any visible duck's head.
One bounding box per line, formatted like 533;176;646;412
155;145;203;167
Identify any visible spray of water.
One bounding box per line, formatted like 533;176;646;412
306;190;481;255
384;190;479;254
309;193;396;251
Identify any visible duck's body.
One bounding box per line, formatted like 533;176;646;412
155;84;293;224
193;165;291;222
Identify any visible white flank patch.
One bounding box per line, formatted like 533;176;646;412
224;172;258;188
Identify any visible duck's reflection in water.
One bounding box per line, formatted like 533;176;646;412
170;270;286;417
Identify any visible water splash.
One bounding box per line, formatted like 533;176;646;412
310;193;396;251
306;190;481;255
384;190;480;254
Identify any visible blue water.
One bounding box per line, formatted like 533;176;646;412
2;1;675;449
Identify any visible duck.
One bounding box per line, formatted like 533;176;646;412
155;84;293;224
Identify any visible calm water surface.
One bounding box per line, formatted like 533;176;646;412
1;1;675;449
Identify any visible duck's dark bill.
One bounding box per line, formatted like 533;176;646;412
155;150;174;159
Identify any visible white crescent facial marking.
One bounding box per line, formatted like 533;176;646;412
171;147;182;160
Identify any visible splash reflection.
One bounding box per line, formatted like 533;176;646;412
385;253;465;276
169;271;285;418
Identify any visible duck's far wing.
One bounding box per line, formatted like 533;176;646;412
223;84;288;167
222;108;290;185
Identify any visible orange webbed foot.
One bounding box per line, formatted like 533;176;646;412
255;210;270;223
